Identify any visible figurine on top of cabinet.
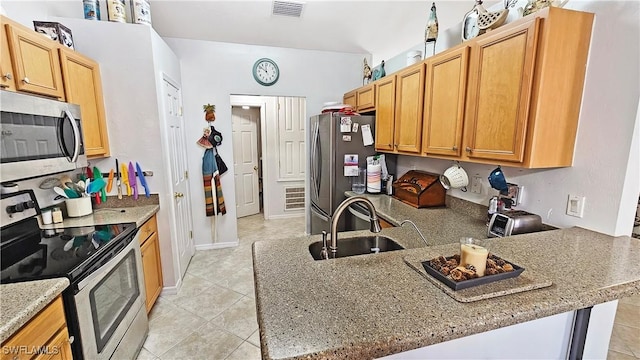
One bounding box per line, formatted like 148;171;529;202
424;2;439;56
363;58;372;85
372;60;386;81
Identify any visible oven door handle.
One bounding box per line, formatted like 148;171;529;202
62;109;81;163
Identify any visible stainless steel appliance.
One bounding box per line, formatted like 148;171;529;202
0;91;87;182
309;112;394;234
487;210;543;237
0;190;148;359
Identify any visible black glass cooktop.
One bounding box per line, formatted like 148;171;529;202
0;217;136;284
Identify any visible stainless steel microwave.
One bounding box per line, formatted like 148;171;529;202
0;91;87;182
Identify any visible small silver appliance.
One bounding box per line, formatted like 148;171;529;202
488;210;543;237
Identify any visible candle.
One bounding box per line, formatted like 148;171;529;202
460;243;489;277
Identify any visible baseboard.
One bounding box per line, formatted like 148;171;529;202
195;240;239;250
266;213;304;220
160;276;183;296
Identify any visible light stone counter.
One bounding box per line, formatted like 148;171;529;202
0;278;70;343
41;204;159;228
253;227;640;359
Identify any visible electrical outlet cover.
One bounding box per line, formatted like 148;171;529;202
566;194;585;218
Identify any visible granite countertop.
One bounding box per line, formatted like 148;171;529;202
0;278;70;343
343;192;489;245
253;202;640;359
40;204;159;229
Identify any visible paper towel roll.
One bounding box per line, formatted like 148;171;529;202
367;163;381;193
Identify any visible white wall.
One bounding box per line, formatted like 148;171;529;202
45;18;184;288
390;1;640;236
164;37;366;247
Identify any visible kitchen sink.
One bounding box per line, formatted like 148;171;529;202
309;235;404;260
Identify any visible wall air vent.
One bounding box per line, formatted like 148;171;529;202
272;1;304;17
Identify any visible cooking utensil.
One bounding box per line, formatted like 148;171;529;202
92;166;102;205
53;187;68;199
440;164;469;191
128;162;138;200
116;159;122;199
122;163;131;196
94;166;107;203
136;162;150;198
64;188;80;199
84;178;91;196
60;175;73;189
106;169;114;193
65;182;83;197
87;178;106;194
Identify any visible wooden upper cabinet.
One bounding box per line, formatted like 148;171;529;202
356;84;375;112
4;19;64;99
0;19;16;91
422;45;469;157
343;90;356;109
374;76;396;151
464;18;540;163
60;48;111;158
394;63;425;154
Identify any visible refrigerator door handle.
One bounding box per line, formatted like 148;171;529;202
315;125;322;197
310;121;318;198
311;203;330;222
311;121;321;200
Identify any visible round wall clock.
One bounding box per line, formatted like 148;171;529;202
252;58;279;86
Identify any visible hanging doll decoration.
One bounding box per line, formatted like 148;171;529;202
197;103;227;217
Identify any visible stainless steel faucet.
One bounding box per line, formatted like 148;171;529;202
400;219;429;246
326;196;382;258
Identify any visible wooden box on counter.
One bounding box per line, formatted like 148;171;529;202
392;170;446;208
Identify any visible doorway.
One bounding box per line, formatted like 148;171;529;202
161;76;195;280
232;106;262;218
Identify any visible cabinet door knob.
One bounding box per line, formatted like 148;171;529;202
452;146;458;151
22;77;29;84
3;73;12;80
465;147;472;152
69;335;75;344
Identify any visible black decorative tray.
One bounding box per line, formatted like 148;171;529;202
421;256;525;291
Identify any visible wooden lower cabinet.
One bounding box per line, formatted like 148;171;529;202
1;296;72;360
139;215;162;313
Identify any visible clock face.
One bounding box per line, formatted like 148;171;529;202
253;58;279;86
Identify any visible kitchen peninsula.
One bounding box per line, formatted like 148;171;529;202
252;195;640;359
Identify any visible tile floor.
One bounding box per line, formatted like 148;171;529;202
136;213;305;360
136;213;639;359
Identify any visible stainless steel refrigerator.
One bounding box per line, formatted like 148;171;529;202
309;112;392;235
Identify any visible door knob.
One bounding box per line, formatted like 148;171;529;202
174;192;184;198
22;77;29;84
254;166;258;171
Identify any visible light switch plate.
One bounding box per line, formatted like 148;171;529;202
566;194;585;218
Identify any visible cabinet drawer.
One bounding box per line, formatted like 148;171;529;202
1;296;66;360
138;215;157;244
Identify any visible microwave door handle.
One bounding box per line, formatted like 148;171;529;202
62;110;81;162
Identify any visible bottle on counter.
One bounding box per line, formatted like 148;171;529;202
487;196;498;224
52;208;63;224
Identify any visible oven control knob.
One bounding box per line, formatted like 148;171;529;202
6;201;35;214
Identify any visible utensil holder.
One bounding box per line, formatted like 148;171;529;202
65;197;93;217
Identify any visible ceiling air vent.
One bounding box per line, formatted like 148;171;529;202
272;1;304;18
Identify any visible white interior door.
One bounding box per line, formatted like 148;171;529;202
163;79;194;278
232;107;260;218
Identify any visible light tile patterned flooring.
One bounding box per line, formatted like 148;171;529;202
135;213;639;359
136;214;306;360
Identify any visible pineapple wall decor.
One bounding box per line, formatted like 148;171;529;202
203;103;216;121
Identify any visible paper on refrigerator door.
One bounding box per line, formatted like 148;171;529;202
344;154;359;176
361;124;374;146
340;117;352;133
